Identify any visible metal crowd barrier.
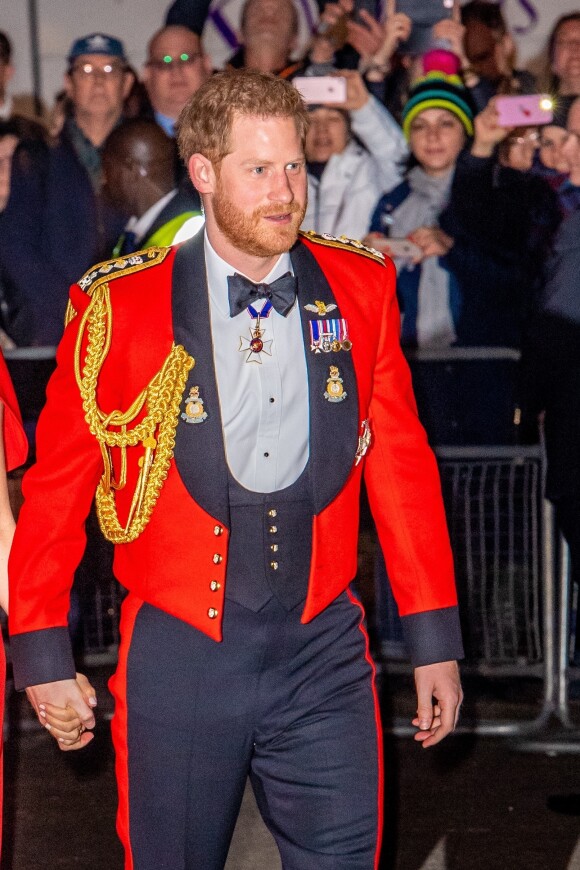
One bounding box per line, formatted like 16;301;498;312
377;347;562;737
4;345;578;742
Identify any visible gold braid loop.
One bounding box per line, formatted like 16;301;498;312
75;281;194;543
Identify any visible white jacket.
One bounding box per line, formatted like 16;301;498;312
303;96;407;240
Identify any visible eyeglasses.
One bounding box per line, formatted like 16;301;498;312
147;52;202;71
70;62;126;79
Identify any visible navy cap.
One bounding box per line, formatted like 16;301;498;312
68;33;127;63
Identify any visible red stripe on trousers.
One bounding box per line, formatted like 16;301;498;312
346;588;384;870
0;642;6;858
108;594;143;870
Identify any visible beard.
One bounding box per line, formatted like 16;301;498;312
211;178;306;258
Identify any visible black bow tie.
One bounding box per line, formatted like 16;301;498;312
227;271;297;318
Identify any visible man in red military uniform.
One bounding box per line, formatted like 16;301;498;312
9;70;463;870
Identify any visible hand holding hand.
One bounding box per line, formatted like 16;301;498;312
27;673;97;751
412;660;463;748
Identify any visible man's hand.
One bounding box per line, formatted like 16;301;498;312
310;0;354;63
26;673;97;751
412;660;463;748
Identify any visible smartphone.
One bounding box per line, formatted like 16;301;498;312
495;95;554;128
397;0;455;55
370;237;422;260
293;76;348;105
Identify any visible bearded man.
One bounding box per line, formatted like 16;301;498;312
8;70;463;870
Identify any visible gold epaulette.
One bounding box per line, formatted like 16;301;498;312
71;245;194;544
299;230;385;265
65;246;171;327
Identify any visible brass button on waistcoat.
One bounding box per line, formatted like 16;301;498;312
268;509;277;518
270;544;279;552
210;581;221;592
213;525;224;536
270;561;279;570
213;553;223;564
269;525;277;534
207;608;219;619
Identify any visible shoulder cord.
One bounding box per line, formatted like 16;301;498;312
73;282;194;543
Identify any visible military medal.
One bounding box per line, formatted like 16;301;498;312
324;366;347;402
181;386;208;424
239;300;273;364
355;419;371;464
309;317;352;353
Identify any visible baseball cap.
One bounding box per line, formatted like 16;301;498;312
68;33;127;63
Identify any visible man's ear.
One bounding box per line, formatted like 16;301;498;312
498;33;516;73
63;72;74;99
188;153;215;194
3;63;14;86
201;52;213;80
121;69;135;101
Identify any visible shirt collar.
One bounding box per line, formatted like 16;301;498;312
154;111;176;138
204;231;292;318
126;189;178;241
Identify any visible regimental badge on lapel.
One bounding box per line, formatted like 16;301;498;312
309;318;352;353
324;366;347;403
180;386;208;424
354;419;372;464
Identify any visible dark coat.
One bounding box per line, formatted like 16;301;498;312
0;127;124;345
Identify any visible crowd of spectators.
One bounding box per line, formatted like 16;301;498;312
3;1;580;617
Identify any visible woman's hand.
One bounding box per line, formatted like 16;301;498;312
472;97;511;158
408;226;454;261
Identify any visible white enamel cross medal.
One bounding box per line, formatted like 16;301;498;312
238;300;273;364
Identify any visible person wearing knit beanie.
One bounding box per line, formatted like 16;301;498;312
402;49;475;140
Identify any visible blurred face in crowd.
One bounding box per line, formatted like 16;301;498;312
305;108;349;163
66;53;133;123
409;109;466;177
101;150;133;217
0;56;13;104
144;27;211;121
501;127;538;172
539;125;570;172
561;98;580;183
552;20;580;94
192;113;307;261
464;20;512;82
0;134;17;210
242;0;297;56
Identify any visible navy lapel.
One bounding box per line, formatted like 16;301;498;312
290;241;359;514
172;231;230;527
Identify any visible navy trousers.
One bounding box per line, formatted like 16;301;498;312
110;590;383;870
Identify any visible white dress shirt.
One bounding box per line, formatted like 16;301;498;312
204;233;309;493
125;190;178;245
